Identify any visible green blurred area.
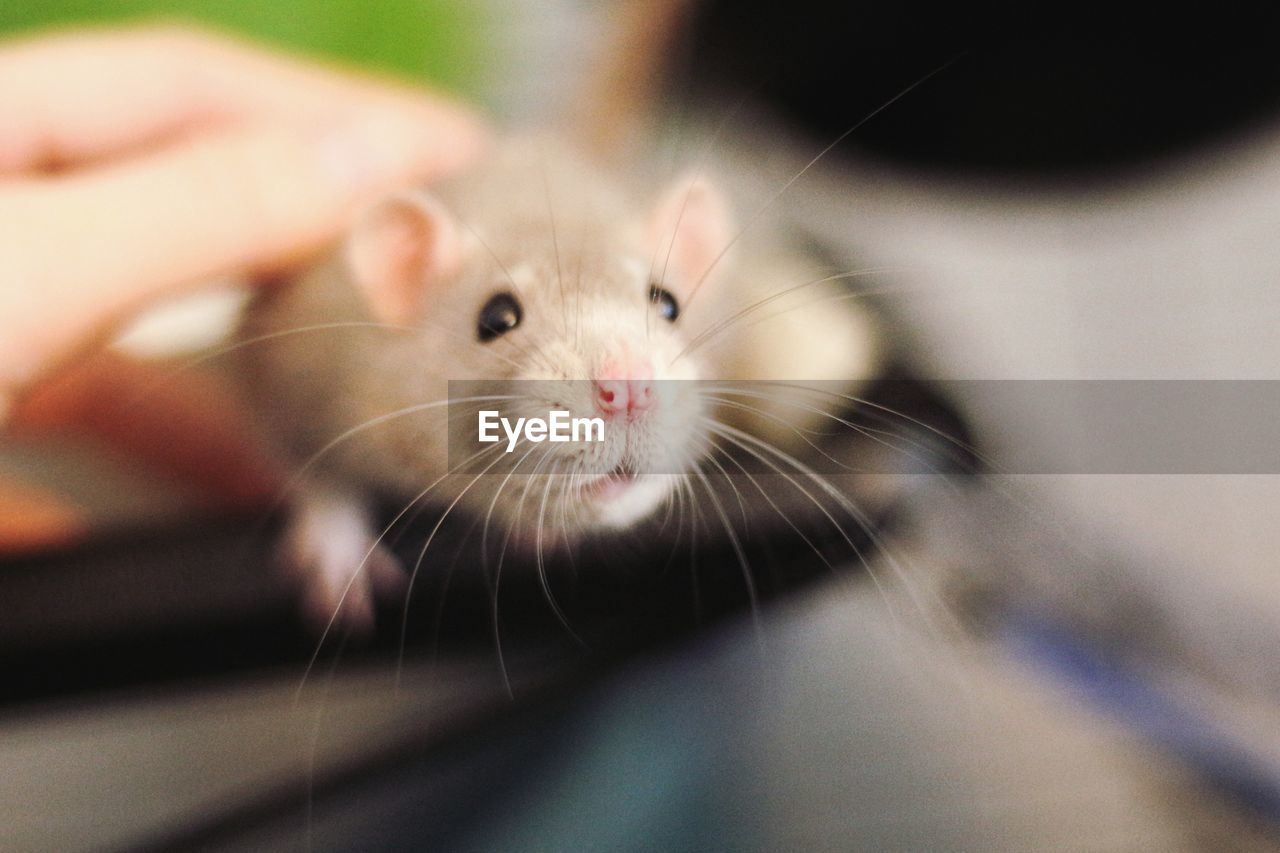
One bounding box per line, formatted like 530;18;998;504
0;0;488;96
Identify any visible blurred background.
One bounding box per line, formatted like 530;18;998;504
0;0;485;95
3;1;1280;850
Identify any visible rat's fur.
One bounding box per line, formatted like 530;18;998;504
237;137;880;628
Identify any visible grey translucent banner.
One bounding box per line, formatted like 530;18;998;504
445;380;1280;475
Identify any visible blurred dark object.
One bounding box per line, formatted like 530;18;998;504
682;3;1280;178
0;373;968;709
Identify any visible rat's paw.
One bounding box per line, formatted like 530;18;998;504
280;530;399;637
279;488;406;637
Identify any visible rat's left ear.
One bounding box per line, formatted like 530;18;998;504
644;173;734;299
345;191;463;326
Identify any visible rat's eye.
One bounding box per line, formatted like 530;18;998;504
649;284;680;322
478;292;522;342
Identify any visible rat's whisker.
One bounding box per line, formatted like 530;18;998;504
688;464;762;646
681;279;932;364
753;383;992;474
253;397;505;638
652;176;703;339
651;472;689;575
395;445;523;687
701;388;962;481
454;210;522;298
646;95;747;340
492;443;558;698
699;417;873;559
535;459;585;646
424;512;484;683
702;447;752;529
706;432;838;575
700;391;867;474
556;465;583;579
538;152;570;339
441;212;550;366
698;416;905;632
672;267;907;365
480;442;538;573
655;470;681;536
575;222;587;352
703;418;965;641
189;315;524;386
120;321;418;410
273;396;516;523
683;473;705;627
478;441;539;686
682;54;964;312
295;437;510;700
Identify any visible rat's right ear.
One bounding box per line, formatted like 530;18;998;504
345;191;463;326
644;173;734;301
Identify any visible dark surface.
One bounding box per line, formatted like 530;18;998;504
682;3;1280;179
0;374;971;712
0;516;301;707
0;374;975;849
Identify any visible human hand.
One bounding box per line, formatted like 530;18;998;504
0;24;487;551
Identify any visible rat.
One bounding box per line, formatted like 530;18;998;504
235;136;881;631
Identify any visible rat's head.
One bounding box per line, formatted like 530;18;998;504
343;158;736;534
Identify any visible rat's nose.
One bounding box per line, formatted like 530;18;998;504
595;356;654;417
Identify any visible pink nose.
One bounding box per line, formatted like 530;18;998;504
595;356;654;416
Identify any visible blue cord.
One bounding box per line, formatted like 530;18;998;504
1001;612;1280;824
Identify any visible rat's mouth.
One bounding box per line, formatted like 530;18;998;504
574;463;673;529
580;464;638;501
